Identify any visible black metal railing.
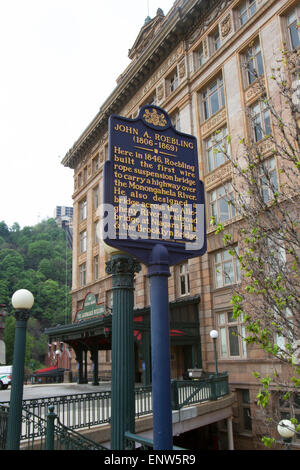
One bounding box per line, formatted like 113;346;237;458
0;373;229;447
0;405;9;449
20;406;108;450
172;372;229;409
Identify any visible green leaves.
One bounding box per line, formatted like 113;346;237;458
0;218;72;367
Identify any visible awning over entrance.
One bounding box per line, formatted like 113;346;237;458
45;294;201;385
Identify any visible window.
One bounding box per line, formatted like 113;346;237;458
194;43;205;70
144;275;150;306
79;199;87;221
93;185;99;210
94;221;99;244
167;68;179;95
275;308;293;351
79;263;86;287
258;157;278;203
79;230;87;253
214;248;240;288
171;111;181;131
218;311;247;358
94;255;99;280
142;93;157;106
205;127;229;172
93;155;100;172
201;76;225;120
106;290;113;313
239;0;257;26
250;101;271;142
243;39;264;86
209;182;235;224
104;144;109;161
211;28;221;52
287;8;300;50
83;167;88;183
179;262;190;296
238;389;252;431
278;392;300;441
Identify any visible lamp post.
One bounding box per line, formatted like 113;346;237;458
6;289;34;450
277;419;296;450
55;349;61;383
210;329;219;375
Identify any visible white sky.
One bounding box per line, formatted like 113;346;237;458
0;0;175;229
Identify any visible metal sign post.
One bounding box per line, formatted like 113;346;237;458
103;105;206;450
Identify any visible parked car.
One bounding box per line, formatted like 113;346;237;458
0;365;12;390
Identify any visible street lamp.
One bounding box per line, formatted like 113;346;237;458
210;329;219;375
277;419;296;450
6;289;34;450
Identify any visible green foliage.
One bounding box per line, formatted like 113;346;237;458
0;218;72;369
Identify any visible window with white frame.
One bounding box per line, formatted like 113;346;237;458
167;68;179;95
144;275;150;306
83;167;87;183
104;144;109;162
239;0;257;26
106;290;113;313
93;154;100;172
250;101;272;142
275;308;294;352
141;92;157;107
171;111;181;131
94;255;99;280
94;221;99;244
93;185;99;210
243;39;264;86
79;262;86;287
205;126;229;172
211;28;221;53
287;7;300;50
201;76;225;121
214;248;240;288
79;199;87;221
179;262;190;296
218;311;247;358
79;230;87;253
209;182;235;225
278;392;300;441
194;42;205;71
258;157;278;203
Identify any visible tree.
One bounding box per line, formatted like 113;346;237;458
212;45;300;447
0;217;72;368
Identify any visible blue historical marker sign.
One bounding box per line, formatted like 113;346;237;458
102;105;206;266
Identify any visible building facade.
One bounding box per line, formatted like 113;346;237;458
48;0;300;449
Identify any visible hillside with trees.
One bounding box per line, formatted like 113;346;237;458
0;219;72;370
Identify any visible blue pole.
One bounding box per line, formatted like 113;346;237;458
148;244;172;450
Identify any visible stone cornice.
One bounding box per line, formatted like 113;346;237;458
62;0;208;169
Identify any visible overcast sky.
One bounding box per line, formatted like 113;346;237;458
0;0;175;229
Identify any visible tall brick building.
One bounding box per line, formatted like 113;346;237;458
47;0;300;449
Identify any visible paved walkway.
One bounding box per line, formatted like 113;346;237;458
0;381;112;402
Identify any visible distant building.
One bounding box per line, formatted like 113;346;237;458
54;206;73;226
54;206;73;249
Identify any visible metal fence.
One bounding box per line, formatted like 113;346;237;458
0;373;229;446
